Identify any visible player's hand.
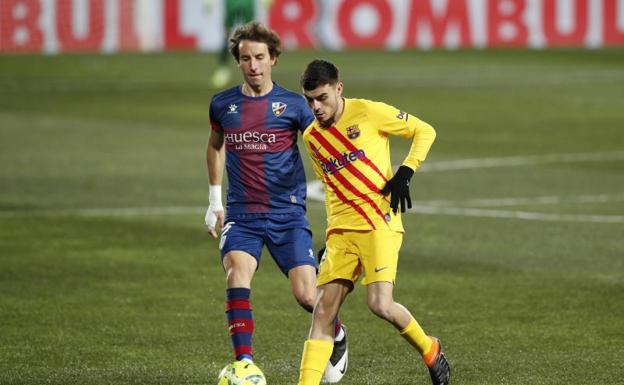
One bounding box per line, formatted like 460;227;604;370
204;204;224;238
380;165;414;214
205;185;224;238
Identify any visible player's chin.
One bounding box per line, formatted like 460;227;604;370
247;74;263;84
319;117;334;128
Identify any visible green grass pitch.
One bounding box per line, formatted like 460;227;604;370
1;49;623;385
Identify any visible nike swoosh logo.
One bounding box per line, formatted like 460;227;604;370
339;360;347;374
374;266;388;272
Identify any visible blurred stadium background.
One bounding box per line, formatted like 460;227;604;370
1;1;623;384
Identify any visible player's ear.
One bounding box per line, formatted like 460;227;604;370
335;82;344;97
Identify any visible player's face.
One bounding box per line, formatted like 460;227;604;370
303;82;344;128
237;40;276;91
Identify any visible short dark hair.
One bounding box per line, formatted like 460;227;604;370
229;21;282;62
300;59;340;91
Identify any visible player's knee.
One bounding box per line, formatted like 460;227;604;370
367;297;393;320
294;292;315;313
225;265;253;287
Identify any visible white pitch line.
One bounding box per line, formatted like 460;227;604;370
306;151;624;202
419;193;624;208
419;151;624;172
0;206;205;218
409;205;624;223
2;201;623;224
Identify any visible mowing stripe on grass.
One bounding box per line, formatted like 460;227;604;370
2;151;622;223
306;150;624;201
2;198;623;223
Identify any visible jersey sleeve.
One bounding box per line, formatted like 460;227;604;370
368;100;436;170
304;140;325;182
208;98;222;132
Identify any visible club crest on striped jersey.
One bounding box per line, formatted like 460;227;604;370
272;102;287;117
346;125;360;139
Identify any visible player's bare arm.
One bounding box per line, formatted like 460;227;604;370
205;129;225;238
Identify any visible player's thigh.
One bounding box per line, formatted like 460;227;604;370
356;230;403;285
288;264;317;308
265;216;317;276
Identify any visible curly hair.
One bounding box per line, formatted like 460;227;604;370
229;21;282;62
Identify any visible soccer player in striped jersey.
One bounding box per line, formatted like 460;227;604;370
204;23;347;380
296;59;451;385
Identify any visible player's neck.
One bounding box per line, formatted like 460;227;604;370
241;81;273;97
333;97;346;125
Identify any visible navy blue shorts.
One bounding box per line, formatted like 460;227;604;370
219;214;317;275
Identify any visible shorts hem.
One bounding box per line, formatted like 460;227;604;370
316;275;356;287
220;247;261;261
361;277;396;286
285;261;318;276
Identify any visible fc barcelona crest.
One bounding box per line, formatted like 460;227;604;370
346;125;360;139
272;102;287;117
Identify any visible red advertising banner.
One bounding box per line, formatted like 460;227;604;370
1;0;623;53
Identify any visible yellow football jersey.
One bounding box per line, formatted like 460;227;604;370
303;98;436;233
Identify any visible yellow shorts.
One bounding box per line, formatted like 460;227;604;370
317;229;403;287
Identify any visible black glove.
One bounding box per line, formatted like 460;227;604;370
380;165;414;214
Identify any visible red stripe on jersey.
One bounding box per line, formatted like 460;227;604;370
324;173;376;229
228;318;255;335
328;126;387;183
313;128;385;194
310;141;377;229
310;128;387;222
226;299;252;311
240;98;270;212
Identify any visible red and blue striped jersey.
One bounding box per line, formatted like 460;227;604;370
209;83;315;218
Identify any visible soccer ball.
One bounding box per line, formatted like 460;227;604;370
217;360;266;385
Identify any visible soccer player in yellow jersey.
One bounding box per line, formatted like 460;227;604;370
295;59;450;385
